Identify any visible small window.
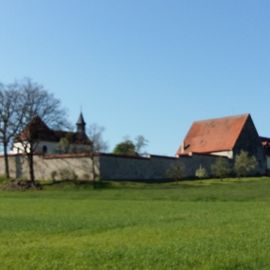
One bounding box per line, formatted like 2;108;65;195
42;145;48;154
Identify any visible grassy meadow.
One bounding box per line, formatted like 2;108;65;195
1;177;270;269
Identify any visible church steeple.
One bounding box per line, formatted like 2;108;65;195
76;112;86;133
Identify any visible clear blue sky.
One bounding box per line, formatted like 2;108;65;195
0;0;269;155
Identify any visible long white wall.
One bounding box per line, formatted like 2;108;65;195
0;152;266;181
0;154;98;181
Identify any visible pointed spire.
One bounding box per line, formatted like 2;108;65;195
76;112;86;133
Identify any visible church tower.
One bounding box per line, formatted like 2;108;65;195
76;112;86;133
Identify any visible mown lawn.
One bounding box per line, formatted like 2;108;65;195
1;177;270;270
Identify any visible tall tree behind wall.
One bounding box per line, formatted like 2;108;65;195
87;123;108;186
16;78;69;185
0;82;24;178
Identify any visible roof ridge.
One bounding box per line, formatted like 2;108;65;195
228;114;250;150
178;113;252;156
192;113;250;125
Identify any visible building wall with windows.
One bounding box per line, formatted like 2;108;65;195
10;141;92;155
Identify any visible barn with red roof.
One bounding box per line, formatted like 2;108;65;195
176;114;268;173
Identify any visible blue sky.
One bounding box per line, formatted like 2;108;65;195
0;0;269;155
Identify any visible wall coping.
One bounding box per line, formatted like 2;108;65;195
0;151;226;160
98;153;150;160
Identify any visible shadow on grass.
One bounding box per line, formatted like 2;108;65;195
41;180;113;190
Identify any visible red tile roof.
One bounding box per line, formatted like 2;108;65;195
176;114;250;156
18;116;56;142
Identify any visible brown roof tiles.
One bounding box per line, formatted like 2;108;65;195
176;114;250;156
17;116;92;145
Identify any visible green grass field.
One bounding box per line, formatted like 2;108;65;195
1;177;270;270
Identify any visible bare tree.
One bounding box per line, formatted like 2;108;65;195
88;123;108;153
87;123;108;187
135;135;148;156
15;78;69;185
20;79;69;129
0;82;24;178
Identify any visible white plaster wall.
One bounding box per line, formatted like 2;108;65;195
34;156;97;180
10;141;91;155
10;141;58;154
0;155;98;181
10;142;30;154
210;151;233;159
0;156;17;177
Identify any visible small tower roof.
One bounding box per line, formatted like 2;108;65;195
76;112;86;126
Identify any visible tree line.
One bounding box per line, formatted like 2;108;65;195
167;150;259;180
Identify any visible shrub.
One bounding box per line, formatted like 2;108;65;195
166;163;186;181
234;150;258;177
51;171;58;182
195;165;208;179
58;169;78;181
211;158;231;180
58;137;70;153
0;175;8;184
82;173;90;180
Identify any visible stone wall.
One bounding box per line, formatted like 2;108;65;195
0;153;99;181
0;152;223;181
267;156;270;170
99;153;224;180
2;151;262;182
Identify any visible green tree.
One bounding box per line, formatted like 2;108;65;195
234;150;258;177
195;165;208;179
166;163;186;181
113;135;148;157
113;140;137;156
58;137;70;153
211;158;231;180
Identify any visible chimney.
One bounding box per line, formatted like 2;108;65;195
181;141;185;153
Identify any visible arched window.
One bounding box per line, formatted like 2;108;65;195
42;145;48;154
